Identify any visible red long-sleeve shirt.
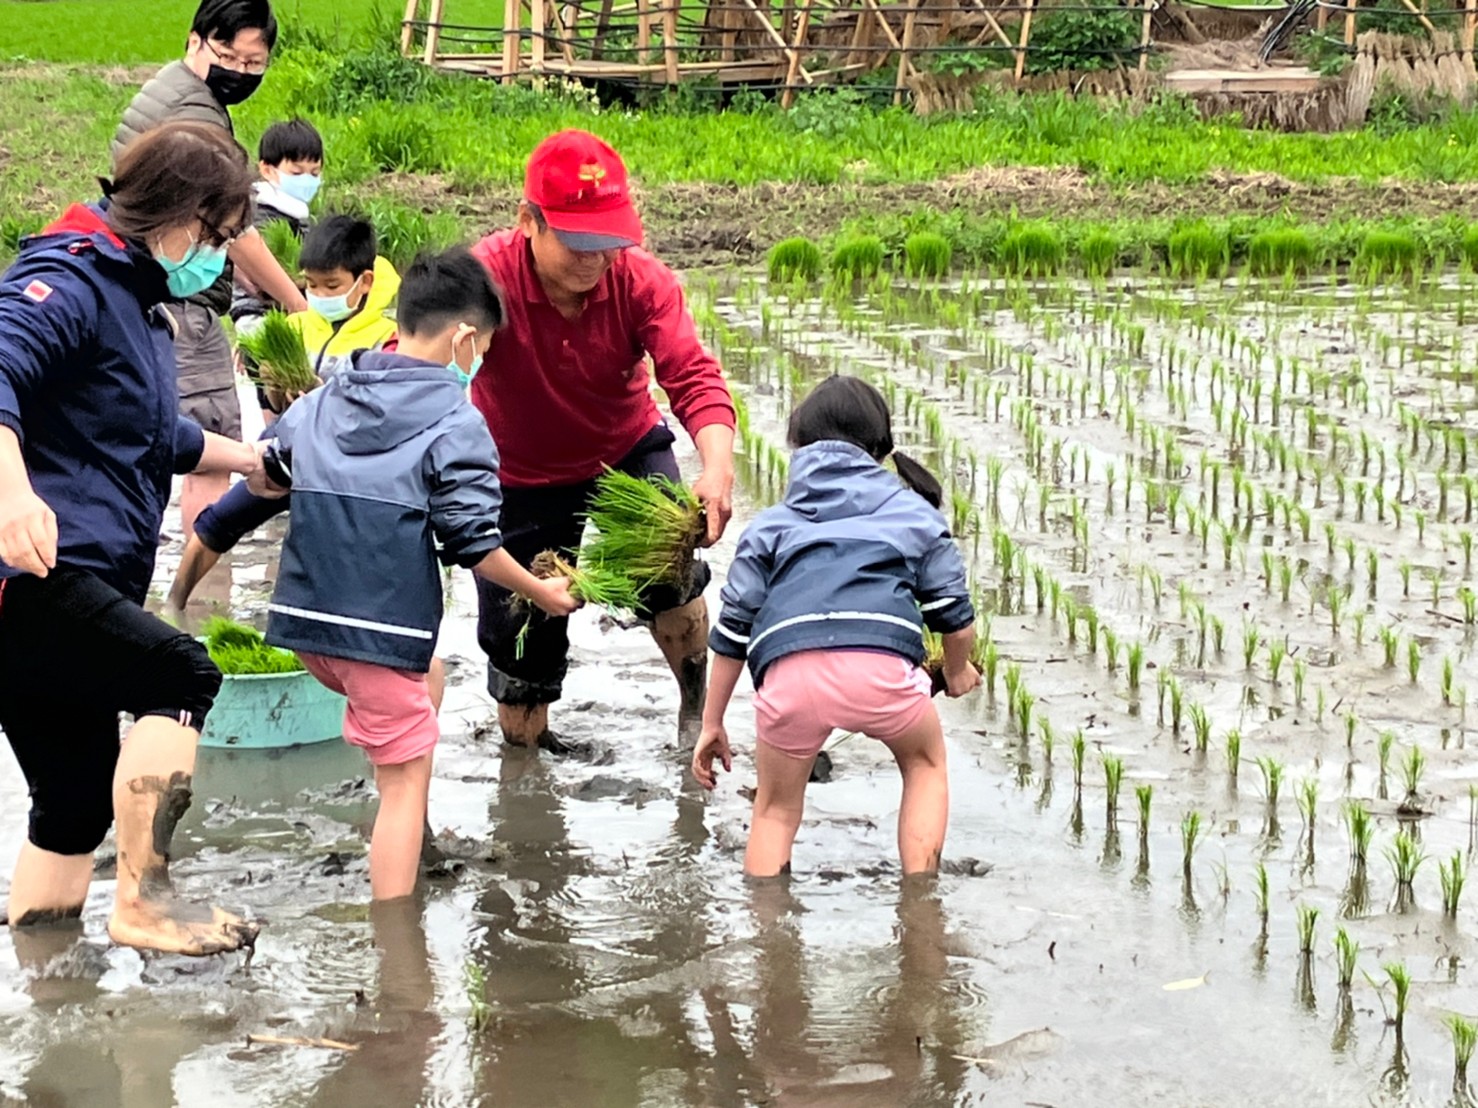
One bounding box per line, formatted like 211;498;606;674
469;229;734;488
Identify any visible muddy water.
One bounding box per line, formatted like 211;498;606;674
0;275;1473;1106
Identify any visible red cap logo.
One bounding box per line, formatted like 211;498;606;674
524;130;643;250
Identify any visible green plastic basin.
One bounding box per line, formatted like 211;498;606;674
200;668;345;750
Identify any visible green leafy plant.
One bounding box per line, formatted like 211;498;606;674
201;616;304;675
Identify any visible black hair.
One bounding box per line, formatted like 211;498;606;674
191;0;278;52
399;247;504;335
299;215;376;277
258;119;322;166
525;201;548;230
788;375;944;509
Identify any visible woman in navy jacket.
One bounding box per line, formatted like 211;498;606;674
0;122;266;956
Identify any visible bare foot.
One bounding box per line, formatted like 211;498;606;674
108;896;259;956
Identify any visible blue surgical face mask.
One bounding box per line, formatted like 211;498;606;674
449;351;483;388
307;276;365;323
156;236;228;299
278;172;321;205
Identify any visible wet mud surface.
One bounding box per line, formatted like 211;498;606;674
2;268;1477;1105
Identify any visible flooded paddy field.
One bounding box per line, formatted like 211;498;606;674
1;268;1477;1106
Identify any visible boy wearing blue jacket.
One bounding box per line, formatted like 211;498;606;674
254;248;576;900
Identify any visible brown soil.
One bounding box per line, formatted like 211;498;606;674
360;167;1478;269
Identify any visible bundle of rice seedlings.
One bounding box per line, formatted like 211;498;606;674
904;231;953;278
583;469;705;596
767;236;823;284
202;616;303;675
1248;228;1315;277
921;626;991;691
829;234;884;281
1354;229;1419;281
236;310;319;396
1462;225;1478;271
261;217;302;276
526;550;645;613
1168;223;1229;279
1079;229;1119;278
999;224;1065;277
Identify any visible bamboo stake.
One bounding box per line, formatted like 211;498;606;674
1138;0;1154;73
1015;0;1036;84
967;0;1016;49
1316;0;1328;34
502;0;522;78
847;0;872;67
246;1034;360;1052
557;2;579;66
740;0;815;81
530;0;546;69
662;0;679;84
895;0;920;104
782;0;815;106
1393;0;1437;36
401;0;420;54
1344;0;1357;48
423;0;446;65
1466;0;1477;74
590;0;616;59
638;0;652;63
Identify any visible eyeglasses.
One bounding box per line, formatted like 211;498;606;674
205;38;269;76
198;223;245;250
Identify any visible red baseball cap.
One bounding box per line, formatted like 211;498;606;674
524;129;643;252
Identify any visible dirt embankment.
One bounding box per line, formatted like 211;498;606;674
365;167;1478;269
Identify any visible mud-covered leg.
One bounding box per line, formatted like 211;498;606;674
653;598;710;749
6;846;91;928
107;717;257;956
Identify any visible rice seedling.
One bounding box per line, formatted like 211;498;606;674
1248;228;1315;277
1441;850;1466;917
1072;728;1087;790
1135;782;1153;835
1080;229;1119;278
1317;686;1327;723
1127;641;1144;693
1345;801;1373;868
524;551;645;615
1267;638;1287;684
1327;583;1346;635
1386;831;1426;911
1444;656;1456;705
999;223;1065;277
1168;675;1185;735
1255;861;1270;930
1355;231;1419;282
1293;657;1307;704
236;311;319;397
1016;687;1036;741
1380;625;1400;667
201;616;304;675
1168;223;1229;280
464;960;493;1031
1296;902;1319;955
1334;928;1359;989
1040;719;1055;769
904;231;952;279
261;216;302;276
1257;756;1284;809
1103;755;1124;824
1344;710;1358;749
1449;1014;1478;1090
1461;586;1478;624
1278;557;1295;603
1225;729;1241;782
1298;777;1319;829
829;234;884;281
1181;809;1204;881
581;469;704;598
1384;962;1412;1040
1400;744;1425;807
982;640;1000;698
1103;627;1120;673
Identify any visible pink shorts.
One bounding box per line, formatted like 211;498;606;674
298;652;438;767
754;649;934;760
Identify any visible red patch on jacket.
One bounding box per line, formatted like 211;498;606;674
22;280;53;303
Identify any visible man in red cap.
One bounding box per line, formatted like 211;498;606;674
469;129;735;752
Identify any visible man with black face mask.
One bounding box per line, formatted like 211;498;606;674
114;0;308;541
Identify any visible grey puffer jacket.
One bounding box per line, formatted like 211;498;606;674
112;62;236;316
264;351;507;672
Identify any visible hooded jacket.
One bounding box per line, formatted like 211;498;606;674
264;350;503;671
0;204;205;602
287;255;400;381
113;62;237;317
710;441;974;686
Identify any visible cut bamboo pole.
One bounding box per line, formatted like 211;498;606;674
1138;0;1154;72
557;3;578;66
638;0;652;63
401;0;419;54
894;0;920;104
740;0;814;81
423;0;446;65
246;1034;359;1052
530;0;546;68
1344;0;1357;47
781;0;815;106
502;0;522;78
1393;0;1437;35
591;0;616;58
1466;0;1477;74
1316;0;1328;34
1014;0;1036;84
662;0;679;84
967;0;1016;49
847;0;873;67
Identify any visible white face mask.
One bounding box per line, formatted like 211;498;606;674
307;276;365;323
278;172;321;205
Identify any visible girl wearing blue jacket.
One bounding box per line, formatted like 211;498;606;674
692;376;980;876
0;122;267;955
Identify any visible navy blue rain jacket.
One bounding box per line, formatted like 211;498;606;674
264;351;505;672
710;440;975;686
0;204;205;603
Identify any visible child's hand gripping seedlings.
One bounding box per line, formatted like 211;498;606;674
480;548;580;618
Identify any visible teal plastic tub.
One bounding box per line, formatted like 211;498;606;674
200;669;346;750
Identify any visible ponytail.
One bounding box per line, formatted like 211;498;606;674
892;450;943;510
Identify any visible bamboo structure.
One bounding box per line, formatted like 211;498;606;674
401;0;1470;97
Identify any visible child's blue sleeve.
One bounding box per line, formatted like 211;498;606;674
427;412;504;568
916;530;975;634
709;524;772;661
195;481;291;554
